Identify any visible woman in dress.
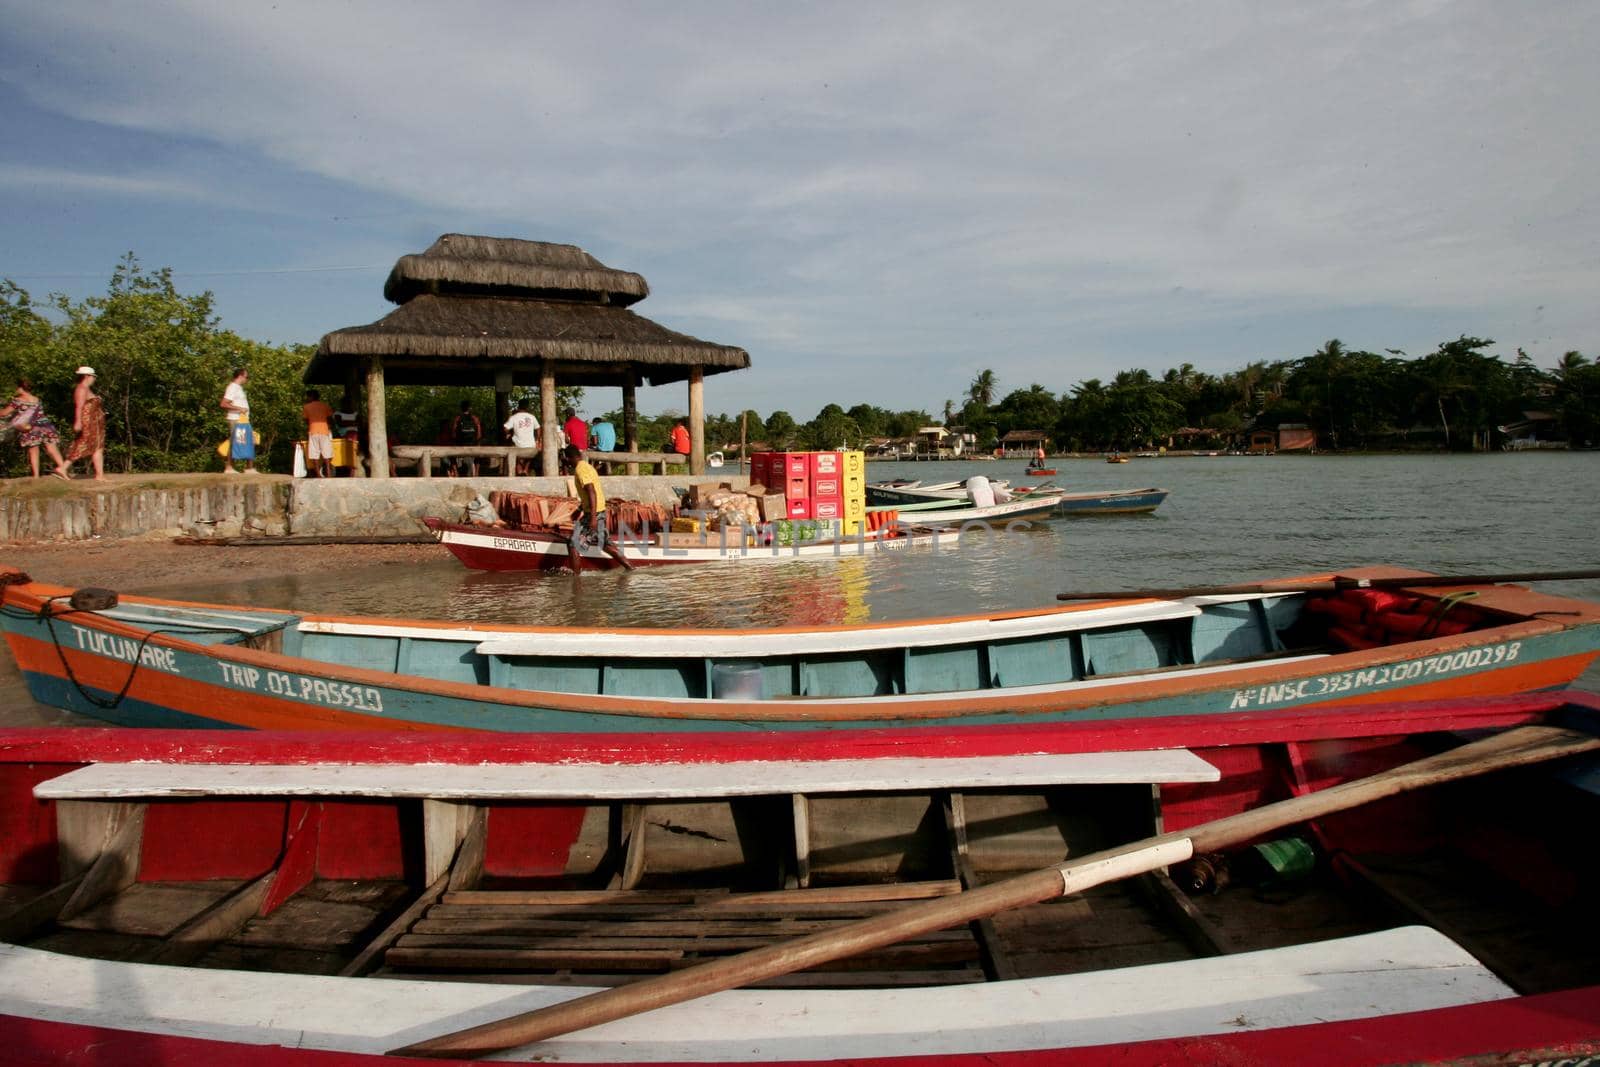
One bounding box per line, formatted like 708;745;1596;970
65;366;106;480
0;379;69;479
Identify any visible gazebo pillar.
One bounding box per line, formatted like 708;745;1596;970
494;370;512;446
365;357;389;479
622;374;639;476
688;365;705;475
540;359;559;477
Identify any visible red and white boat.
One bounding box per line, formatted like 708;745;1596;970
2;690;1599;1063
421;517;959;571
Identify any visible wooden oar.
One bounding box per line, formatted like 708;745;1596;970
1056;568;1600;601
389;722;1599;1058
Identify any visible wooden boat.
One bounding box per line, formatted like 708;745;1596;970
1056;486;1168;515
420;517;958;572
2;690;1600;1063
866;480;1010;506
870;493;1064;526
1024;467;1057;476
1107;454;1129;463
3;565;1599;735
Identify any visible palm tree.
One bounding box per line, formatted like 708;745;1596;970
968;369;997;409
942;398;955;424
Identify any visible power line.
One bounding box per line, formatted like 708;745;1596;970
2;264;385;280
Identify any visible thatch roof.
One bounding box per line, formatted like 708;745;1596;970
999;429;1049;443
310;233;750;388
383;235;649;306
307;294;749;387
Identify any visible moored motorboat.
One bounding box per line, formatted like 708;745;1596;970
872;493;1064;526
1056;486;1168;514
866;479;1010;506
2;691;1599;1062
3;565;1598;735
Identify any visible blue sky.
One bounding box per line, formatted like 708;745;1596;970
2;2;1596;420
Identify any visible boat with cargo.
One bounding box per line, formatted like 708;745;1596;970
1;690;1598;1062
420;516;957;572
2;565;1598;735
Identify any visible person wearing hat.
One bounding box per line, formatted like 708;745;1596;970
64;365;105;481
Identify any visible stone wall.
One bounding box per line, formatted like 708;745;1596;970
0;481;291;542
287;475;747;538
0;473;750;543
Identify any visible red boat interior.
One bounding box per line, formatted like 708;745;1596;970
2;704;1598;995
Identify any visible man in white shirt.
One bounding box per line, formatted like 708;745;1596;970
220;368;255;474
502;399;540;475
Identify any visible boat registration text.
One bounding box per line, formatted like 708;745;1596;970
1228;642;1522;709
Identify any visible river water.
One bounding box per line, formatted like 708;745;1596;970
8;453;1600;725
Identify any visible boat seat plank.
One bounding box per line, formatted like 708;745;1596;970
34;750;1221;802
0;927;1514;1059
466;601;1210;660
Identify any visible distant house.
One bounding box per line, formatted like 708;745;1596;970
1497;411;1565;450
1277;424;1316;451
998;429;1050;456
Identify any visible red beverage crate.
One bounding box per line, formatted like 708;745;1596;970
749;452;772;490
809;451;842;478
774;453;811;477
785;496;814;520
813;475;841;498
811;496;843;521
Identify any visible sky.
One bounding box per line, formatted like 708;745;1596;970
1;1;1597;420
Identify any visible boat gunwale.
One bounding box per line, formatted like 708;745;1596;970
3;573;1588;725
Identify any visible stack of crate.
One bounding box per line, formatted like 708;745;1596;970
842;450;866;535
750;450;866;533
752;452;813;518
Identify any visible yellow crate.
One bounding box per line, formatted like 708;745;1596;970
670;516;702;534
844;450;865;476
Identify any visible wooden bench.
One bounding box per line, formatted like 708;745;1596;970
36;750;1219;894
582;449;683;475
389;445;539;478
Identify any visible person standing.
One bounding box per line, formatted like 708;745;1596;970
563;443;630;569
452;400;483;477
1;380;69;479
503;398;540;475
220;368;255;474
64;366;106;481
301;389;336;478
669;419;691;458
562;408;590;453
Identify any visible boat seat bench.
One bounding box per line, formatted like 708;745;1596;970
37;749;1220;892
0;927;1515;1058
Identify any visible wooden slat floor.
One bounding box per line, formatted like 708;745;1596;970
376;881;987;987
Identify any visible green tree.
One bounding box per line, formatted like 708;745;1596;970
764;410;797;448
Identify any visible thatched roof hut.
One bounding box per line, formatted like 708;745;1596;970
309;235;750;476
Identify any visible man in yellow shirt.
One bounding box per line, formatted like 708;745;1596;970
563;445;630;569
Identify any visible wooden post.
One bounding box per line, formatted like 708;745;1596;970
365;357;389;479
540;360;559;478
688;365;705;475
739;411;748;473
494;369;513;451
343;363;366;478
622;374;639;476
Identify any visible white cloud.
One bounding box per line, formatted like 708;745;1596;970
2;0;1597;410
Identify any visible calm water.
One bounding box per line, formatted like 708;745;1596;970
7;453;1599;725
159;452;1600;629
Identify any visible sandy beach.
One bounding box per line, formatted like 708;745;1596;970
3;539;436;595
